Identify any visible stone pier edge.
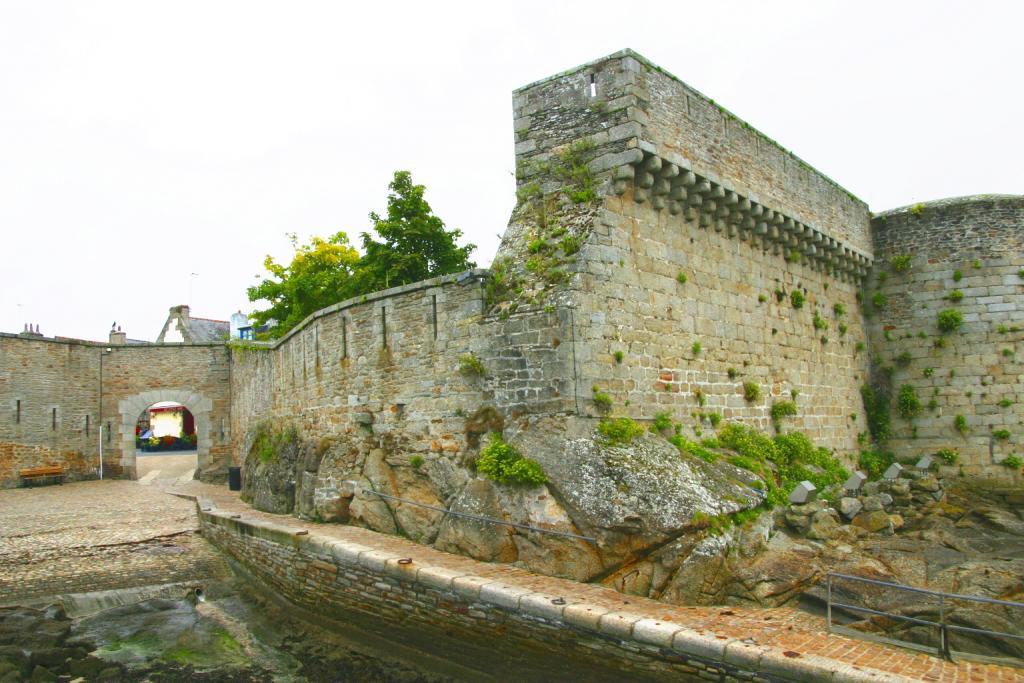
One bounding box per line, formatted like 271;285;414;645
191;495;911;683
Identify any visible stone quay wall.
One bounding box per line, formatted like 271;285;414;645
0;333;231;487
867;196;1024;470
228;270;578;467
201;506;872;683
512;50;873;451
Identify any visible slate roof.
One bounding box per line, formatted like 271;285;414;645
156;306;229;344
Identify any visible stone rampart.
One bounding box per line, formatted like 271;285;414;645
228;269;577;469
0;333;230;487
199;502;901;683
509;50;873;449
867;196;1024;470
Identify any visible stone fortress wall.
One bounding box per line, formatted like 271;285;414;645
227;270;577;483
0;49;1020;488
866;196;1024;470
512;50;874;449
0;333;231;487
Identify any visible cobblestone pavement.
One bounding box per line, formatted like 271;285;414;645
0;479;229;605
174;480;1024;683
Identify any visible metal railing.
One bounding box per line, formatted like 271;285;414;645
826;572;1024;664
352;484;597;544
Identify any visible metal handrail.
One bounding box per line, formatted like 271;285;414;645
356;486;597;543
826;572;1024;662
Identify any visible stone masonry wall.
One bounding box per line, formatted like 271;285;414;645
510;50;873;454
228;271;577;469
572;200;870;450
867;196;1024;471
99;343;231;480
201;509;773;682
0;333;231;487
0;335;101;486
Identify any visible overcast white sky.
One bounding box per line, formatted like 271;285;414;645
1;1;1021;342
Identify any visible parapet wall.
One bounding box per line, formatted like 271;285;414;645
0;333;231;487
867;195;1024;470
229;270;578;474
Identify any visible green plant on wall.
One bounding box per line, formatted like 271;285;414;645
833;302;846;317
813;310;828;331
458;353;486;377
598;416;646;446
743;381;761;403
770;400;797;432
1002;454;1023;470
937;308;964;334
591;385;612;411
952;269;963;282
790;290;805;309
871;292;887;310
860;382;892;444
477;433;547;485
954;414;969;436
890;254;912;272
896;384;922;420
947;289;964;303
676;271;688;284
993;429;1011;440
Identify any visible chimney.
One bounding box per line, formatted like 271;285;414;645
109;326;127;345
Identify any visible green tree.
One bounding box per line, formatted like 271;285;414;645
246;232;360;338
246;171;475;338
354;171;475;292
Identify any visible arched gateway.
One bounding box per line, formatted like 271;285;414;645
118;389;214;479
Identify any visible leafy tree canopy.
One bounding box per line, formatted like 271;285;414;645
247;232;360;338
246;171;475;338
354;171;476;292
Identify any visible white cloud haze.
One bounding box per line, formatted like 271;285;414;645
1;1;1021;341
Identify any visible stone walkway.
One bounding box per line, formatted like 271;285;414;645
173;480;1024;683
0;479;229;605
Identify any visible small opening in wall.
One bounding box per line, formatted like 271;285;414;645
15;400;20;424
589;73;597;98
106;422;111;443
341;317;348;359
381;307;388;349
52;407;57;431
85;414;90;437
432;295;438;340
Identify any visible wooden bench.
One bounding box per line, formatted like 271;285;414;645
19;466;65;486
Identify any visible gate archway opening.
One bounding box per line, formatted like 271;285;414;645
134;401;198;481
118;389;213;480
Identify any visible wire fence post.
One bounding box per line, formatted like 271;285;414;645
826;574;833;633
938;593;951;661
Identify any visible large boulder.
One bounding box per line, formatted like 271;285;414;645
511;416;763;562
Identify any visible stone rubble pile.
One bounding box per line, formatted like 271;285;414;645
783;462;946;540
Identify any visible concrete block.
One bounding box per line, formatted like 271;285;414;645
357;550;393;573
671;628;729;661
631;618;682;648
722;640;764;669
562;603;610;631
597;611;639;639
478;582;530;610
415;565;464;592
788;480;817;504
328;540;367;567
518;593;569;621
451;575;489;601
